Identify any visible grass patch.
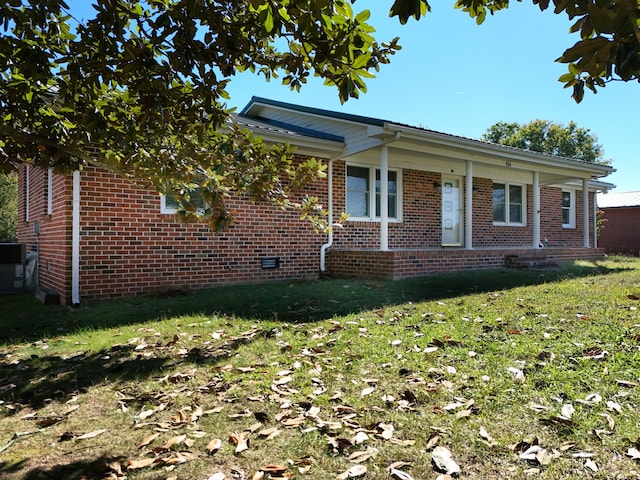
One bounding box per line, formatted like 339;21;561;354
1;259;639;479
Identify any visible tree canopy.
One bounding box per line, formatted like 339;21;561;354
1;1;637;228
482;119;607;164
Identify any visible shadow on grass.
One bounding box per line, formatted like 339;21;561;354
0;326;261;411
0;260;632;348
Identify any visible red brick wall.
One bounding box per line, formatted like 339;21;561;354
17;166;74;304
77;162;328;301
18;159;600;304
598;207;640;255
326;247;605;280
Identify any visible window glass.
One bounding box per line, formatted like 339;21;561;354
509;185;523;223
163;189;206;212
562;190;574;227
346;166;370;217
492;183;506;222
376;170;397;218
493;182;524;224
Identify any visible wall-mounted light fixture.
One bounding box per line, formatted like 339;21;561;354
433;181;441;192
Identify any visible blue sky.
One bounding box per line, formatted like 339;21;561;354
67;1;638;192
224;3;639;193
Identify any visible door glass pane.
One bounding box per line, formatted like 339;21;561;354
442;178;461;245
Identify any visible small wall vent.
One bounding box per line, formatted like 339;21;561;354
261;257;280;270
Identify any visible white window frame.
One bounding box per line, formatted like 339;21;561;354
160;190;207;214
562;189;576;229
345;163;402;222
492;181;527;226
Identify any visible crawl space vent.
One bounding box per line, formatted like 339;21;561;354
261;257;280;270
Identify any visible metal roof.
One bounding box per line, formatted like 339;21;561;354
231;113;344;143
240;97;614;177
597;191;640;208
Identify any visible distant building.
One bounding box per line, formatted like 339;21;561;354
597;191;640;256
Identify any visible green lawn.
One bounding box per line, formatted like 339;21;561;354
1;257;639;479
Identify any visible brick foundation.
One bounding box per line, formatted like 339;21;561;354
325;247;605;280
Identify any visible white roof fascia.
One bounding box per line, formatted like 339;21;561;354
383;123;615;179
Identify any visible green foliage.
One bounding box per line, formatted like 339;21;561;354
482;119;608;164
0;172;17;242
0;0;403;230
0;0;637;228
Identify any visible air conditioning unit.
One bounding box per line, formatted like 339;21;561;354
0;243;26;293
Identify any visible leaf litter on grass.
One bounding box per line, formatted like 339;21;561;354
2;260;640;479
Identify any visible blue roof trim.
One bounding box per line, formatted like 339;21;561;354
240;96;388;127
247;115;344;143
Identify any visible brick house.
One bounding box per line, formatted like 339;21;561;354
597;191;640;256
18;97;614;305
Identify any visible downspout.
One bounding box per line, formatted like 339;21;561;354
71;170;80;305
319;158;335;272
320;132;401;272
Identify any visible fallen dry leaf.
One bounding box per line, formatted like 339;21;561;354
137;432;160;449
431;446;461;475
360;386;375;397
627;447;640;460
76;428;108;440
206;438;222;454
584;459;598;472
230;431;250;454
336;464;367;479
389;466;415;480
127;457;156;470
162;434;187;450
348;447;378;463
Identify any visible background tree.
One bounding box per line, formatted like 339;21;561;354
1;1;637;228
482;119;607;164
0;172;17;242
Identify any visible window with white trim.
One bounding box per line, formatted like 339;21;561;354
346;164;400;221
493;182;525;225
562;189;575;228
160;189;206;214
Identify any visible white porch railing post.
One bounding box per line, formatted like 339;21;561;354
465;160;473;249
583;178;590;247
532;171;541;248
380;145;389;251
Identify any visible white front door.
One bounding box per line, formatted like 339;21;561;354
441;177;463;246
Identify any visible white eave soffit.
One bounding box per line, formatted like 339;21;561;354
378;123;614;177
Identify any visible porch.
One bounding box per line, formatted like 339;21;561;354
324;247;605;280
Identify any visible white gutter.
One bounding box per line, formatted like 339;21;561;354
320;132;401;272
71;170;80;305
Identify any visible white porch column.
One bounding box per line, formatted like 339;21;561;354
465;160;473;249
532;171;541;248
583;178;590;247
593;193;598;248
379;145;389;251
